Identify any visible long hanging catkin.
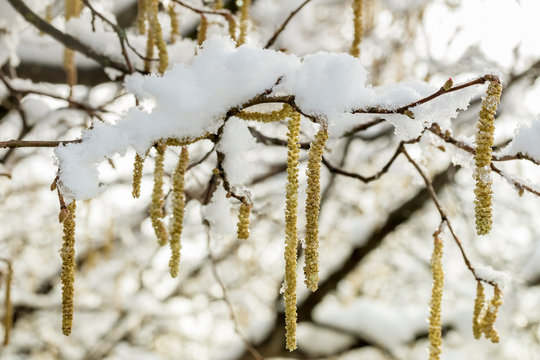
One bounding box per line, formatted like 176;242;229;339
303;128;328;291
169;147;189;278
237;0;251;46
350;0;363;57
428;235;444;360
147;0;168;73
473;79;502;235
480;285;503;343
150;144;168;246
472;281;485;339
132;153;145;199
64;0;82;92
284;109;300;351
60;201;77;336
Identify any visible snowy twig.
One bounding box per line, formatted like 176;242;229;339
401;146;496;286
172;0;237;28
5;0;131;74
264;0;314;49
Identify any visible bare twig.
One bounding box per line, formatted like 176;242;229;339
264;0;314;49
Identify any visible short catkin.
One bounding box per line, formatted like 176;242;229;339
60;201;77;336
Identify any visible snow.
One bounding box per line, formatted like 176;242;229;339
475;264;510;289
503;116;540;162
202;184;236;239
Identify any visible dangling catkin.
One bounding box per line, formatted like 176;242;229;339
284;109;300;351
303;128;328;292
132;153;145;198
350;0;363;57
150;144;168;246
428;235;444;360
237;0;251;46
60;201;76;336
169;147;189;278
168;3;180;43
64;0;82;91
480;285;503;343
137;0;147;34
144;25;155;72
147;0;168;73
236;202;252;239
472;281;485;339
197;15;208;46
473;79;502;235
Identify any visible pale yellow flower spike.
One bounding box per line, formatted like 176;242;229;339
236;105;291;123
60;201;77;336
214;0;224;9
168;3;180;43
236;202;252;239
3;261;12;346
150;144;168;246
473;79;502;235
303;127;328;292
144;26;155;73
480;285;503;343
169;147;189;278
237;0;251;46
197;15;208;46
64;0;82;92
149;0;168;73
350;0;363;58
428;235;444;360
284;107;300;351
137;0;147;35
472;281;485;339
132;153;145;199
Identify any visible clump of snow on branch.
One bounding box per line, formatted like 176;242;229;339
55;36;479;199
475;264;510;289
503;116;540;162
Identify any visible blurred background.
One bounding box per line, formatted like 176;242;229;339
1;0;540;359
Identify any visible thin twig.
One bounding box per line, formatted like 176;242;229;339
265;0;314;49
401;146;496;286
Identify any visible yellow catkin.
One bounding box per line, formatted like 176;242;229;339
144;25;155;72
235;105;291;123
164;134;209;147
428;236;444;360
137;0;147;34
150;144;168;246
60;201;76;336
237;0;251;46
64;0;82;90
197;15;208;46
350;0;363;58
227;15;237;42
2;261;12;346
472;281;485;339
168;3;180;43
214;0;224;9
147;0;168;73
303;128;328;292
132;153;145;198
236;202;252;239
473;79;502;235
480;285;503;343
169;147;189;278
284;109;301;351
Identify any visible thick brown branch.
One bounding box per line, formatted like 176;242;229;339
5;0;130;73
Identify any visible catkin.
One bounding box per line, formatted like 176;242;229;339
168;3;180;43
237;202;252;239
284;109;301;351
147;0;168;73
235;105;291;123
2;261;12;346
137;0;147;34
303;128;328;292
480;285;503;343
473;79;502;235
60;201;77;336
227;15;237;42
350;0;363;57
428;236;444;360
197;15;208;46
169;147;189;278
237;0;251;46
132;153;145;198
64;0;83;90
150;144;168;246
472;281;485;339
144;25;155;72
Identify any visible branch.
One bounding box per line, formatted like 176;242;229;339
5;0;131;73
401;146;496;286
264;0;314;49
